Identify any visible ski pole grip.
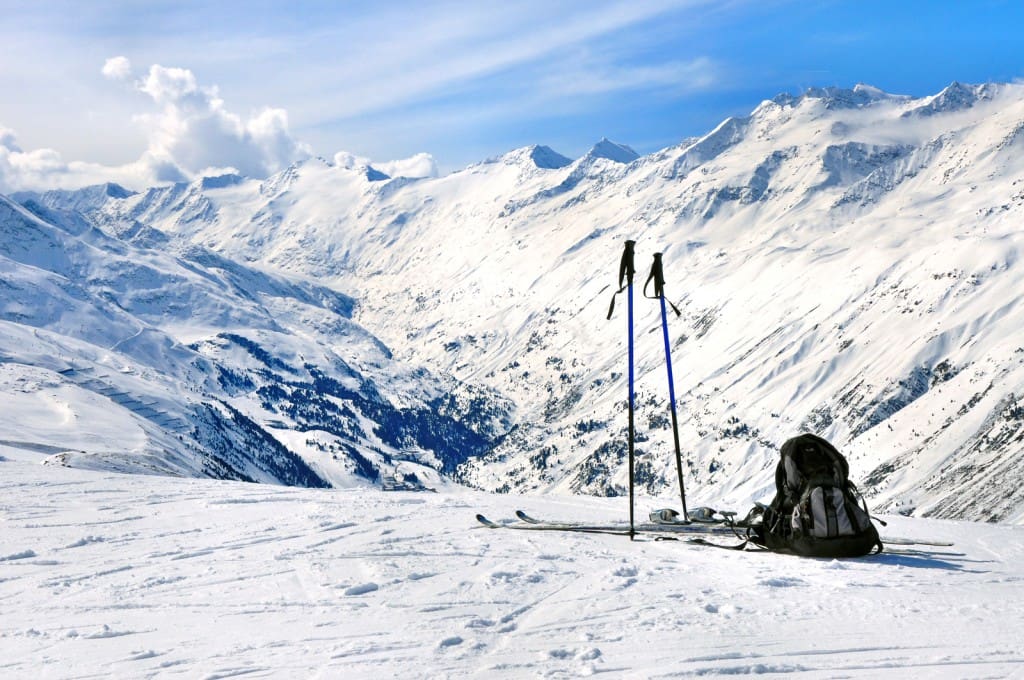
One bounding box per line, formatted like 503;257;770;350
644;252;665;299
618;239;636;289
645;252;681;316
608;239;637;320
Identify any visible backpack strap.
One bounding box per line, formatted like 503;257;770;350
687;536;762;551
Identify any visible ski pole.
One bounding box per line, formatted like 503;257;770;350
644;252;688;521
607;239;637;540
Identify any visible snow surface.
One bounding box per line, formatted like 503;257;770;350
3;447;1024;679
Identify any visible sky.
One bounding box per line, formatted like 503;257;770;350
1;0;1023;192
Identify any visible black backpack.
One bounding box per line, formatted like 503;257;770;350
751;433;882;557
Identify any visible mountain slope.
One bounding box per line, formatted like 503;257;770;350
19;82;1024;523
0;194;512;488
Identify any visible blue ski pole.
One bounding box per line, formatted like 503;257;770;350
645;252;688;521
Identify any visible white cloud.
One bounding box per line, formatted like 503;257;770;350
131;63;313;179
332;151;372;170
102;56;133;81
333;150;438;179
1;57;438;194
0;125;160;194
277;0;721;125
0;126;61;192
0;3;745;192
1;126;23;152
1;61;319;193
373;152;438;179
539;57;719;98
137;64;201;107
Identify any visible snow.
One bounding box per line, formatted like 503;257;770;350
3;448;1024;678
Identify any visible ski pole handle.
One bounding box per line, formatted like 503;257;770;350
644;252;681;317
607;239;636;319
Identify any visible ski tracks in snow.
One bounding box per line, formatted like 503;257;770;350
3;456;1024;677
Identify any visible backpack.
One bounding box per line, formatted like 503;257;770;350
751;433;882;557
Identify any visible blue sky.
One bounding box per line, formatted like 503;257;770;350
1;0;1022;189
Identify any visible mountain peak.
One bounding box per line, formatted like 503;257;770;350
484;145;572;171
10;182;136;214
902;81;1001;118
586;138;640;164
771;84;902;111
852;83;886;97
364;166;391;182
96;182;134;199
528;145;572;170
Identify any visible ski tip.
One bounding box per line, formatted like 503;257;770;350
880;537;955;547
476;514;500;528
515;510;539;523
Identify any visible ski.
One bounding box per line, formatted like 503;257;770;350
498;511;952;547
515;509;738;533
479;513;738;536
876;536;954;547
477;514;633;536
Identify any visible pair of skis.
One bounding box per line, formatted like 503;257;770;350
475;511;954;548
607;241;687;539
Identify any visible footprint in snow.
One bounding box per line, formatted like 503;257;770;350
465;618;495;629
62;536;105;549
546;647;603;664
758;576;807;588
85;624;134;639
701;602;740;616
343;582;379;596
407;572;436;581
0;550;37;561
613;565;639;588
489;571;519;583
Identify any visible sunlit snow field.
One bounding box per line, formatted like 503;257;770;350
3;445;1023;679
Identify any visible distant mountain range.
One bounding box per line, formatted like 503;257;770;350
5;81;1024;523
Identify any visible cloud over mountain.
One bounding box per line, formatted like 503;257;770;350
0;58;433;193
131;61;313;180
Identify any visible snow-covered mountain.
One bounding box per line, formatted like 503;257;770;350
0;192;512;489
9;81;1024;524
